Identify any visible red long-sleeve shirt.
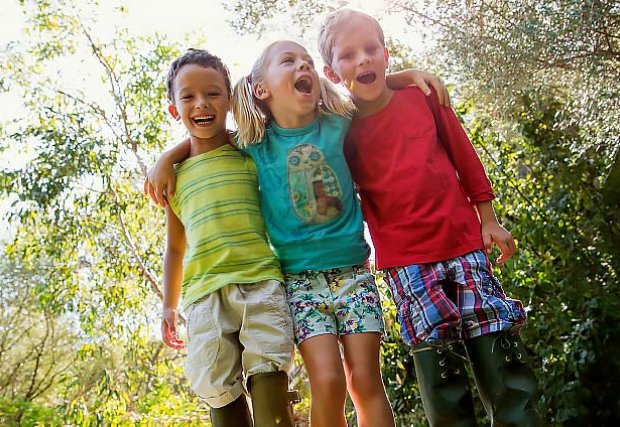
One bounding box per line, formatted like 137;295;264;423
345;87;495;269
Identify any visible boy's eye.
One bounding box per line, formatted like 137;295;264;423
281;57;294;64
207;92;221;97
340;52;353;61
181;95;193;100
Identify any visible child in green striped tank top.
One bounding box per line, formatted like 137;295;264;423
156;49;297;427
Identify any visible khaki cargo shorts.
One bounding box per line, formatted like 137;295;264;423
184;279;295;408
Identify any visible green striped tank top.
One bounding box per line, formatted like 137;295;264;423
168;143;283;310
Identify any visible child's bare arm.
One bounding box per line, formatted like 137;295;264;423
386;70;450;107
144;138;191;207
476;201;516;263
161;207;186;350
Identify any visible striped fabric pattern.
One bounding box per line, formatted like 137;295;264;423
168;144;283;310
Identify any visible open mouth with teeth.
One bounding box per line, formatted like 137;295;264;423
192;115;215;125
356;72;377;84
294;77;313;94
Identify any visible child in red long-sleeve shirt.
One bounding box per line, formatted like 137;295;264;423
319;8;541;427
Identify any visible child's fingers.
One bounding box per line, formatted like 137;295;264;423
168;342;184;350
427;76;450;107
163;335;184;349
161;321;172;347
166;329;185;349
482;233;493;255
162;332;174;348
155;185;167;208
415;78;432;96
167;180;175;198
437;85;451;107
147;184;160;207
165;331;185;349
495;238;515;263
417;74;451;107
226;130;235;144
162;320;184;349
497;252;513;263
506;238;517;260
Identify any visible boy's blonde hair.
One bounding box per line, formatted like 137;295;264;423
232;40;355;147
318;8;385;66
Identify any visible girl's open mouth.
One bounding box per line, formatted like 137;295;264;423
294;77;313;94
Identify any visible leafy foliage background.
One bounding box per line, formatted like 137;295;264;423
1;0;619;426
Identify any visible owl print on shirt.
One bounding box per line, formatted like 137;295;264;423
287;144;343;224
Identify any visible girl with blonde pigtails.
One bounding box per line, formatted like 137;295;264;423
231;41;393;427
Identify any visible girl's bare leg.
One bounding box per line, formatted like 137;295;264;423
341;332;395;427
298;334;348;427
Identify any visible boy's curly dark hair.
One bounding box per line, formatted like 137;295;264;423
166;48;232;103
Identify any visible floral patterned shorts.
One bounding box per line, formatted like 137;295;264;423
284;263;385;345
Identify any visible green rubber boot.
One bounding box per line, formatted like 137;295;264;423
249;371;296;427
210;395;253;427
412;341;478;427
466;332;541;427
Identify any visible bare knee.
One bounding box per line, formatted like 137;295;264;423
347;365;384;399
310;369;347;401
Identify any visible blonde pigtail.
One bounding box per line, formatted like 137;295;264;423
232;76;267;147
318;77;356;118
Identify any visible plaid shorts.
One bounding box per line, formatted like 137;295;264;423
383;250;526;346
284;262;385;345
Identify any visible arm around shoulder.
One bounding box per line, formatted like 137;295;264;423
386;69;451;107
144;138;192;207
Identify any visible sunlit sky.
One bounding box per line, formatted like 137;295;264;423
0;0;425;151
0;0;425;240
0;0;421;79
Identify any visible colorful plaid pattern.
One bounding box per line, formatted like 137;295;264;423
383;250;526;346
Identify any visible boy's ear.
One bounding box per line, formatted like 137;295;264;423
168;104;181;120
323;65;341;84
253;83;270;101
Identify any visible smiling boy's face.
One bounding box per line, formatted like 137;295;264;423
324;15;390;107
168;64;229;141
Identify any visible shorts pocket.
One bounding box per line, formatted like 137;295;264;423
186;300;220;369
481;274;508;300
479;273;526;323
284;274;313;294
260;282;295;353
383;269;405;307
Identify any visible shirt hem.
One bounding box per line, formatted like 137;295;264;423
181;273;283;311
277;234;370;274
377;241;484;270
